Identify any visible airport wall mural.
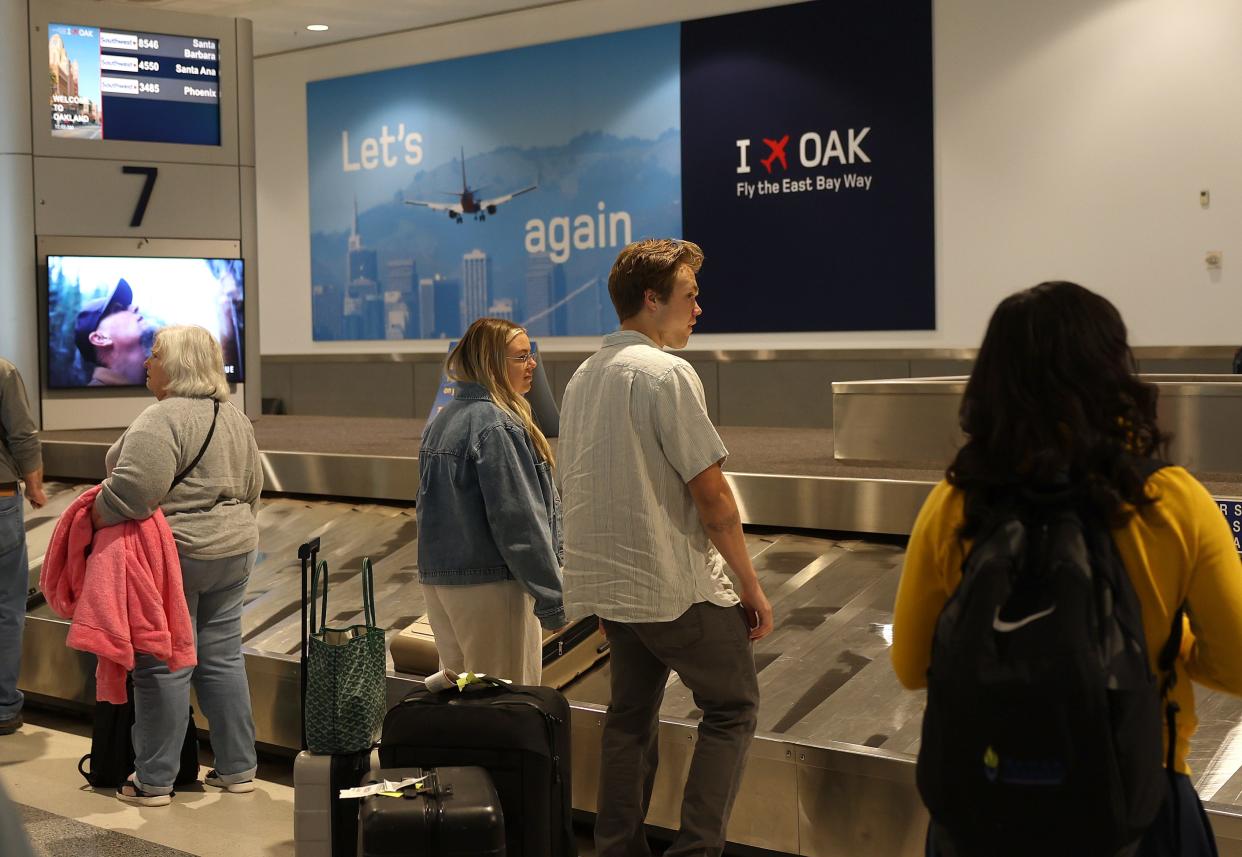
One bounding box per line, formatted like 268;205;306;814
306;1;933;340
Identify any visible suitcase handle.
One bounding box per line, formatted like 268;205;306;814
298;538;321;752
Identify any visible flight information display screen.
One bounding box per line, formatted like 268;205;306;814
48;23;221;145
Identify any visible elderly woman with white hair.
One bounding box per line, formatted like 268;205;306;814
91;324;262;806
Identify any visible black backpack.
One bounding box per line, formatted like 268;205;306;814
917;477;1183;857
77;674;200;789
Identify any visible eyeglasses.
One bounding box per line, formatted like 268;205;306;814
506;353;536;365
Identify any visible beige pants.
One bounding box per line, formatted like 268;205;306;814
421;579;543;685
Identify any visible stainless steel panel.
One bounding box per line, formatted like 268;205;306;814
260;346;1239;365
42;443;421;502
570;703;606;813
1140;358;1233;374
44;434;937;532
832;385;963;467
719;361;830;428
260;450;418;502
262;361;293;410
797;743;927;857
725;735;801;854
728;473;935;535
687;360;720;424
20;615;94;704
909;358;973;377
548;360;580;406
288;362;417;417
720;360;903;428
834;375;1242;473
1208;805;1242;855
413;360;446;416
41;440;109;481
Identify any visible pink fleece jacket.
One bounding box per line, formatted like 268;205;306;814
40;485;196;703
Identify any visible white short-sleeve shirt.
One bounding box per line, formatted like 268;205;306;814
558;330;740;622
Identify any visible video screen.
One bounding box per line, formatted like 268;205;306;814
48;23;221;145
47;256;244;390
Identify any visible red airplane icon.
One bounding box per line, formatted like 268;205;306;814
760;135;790;173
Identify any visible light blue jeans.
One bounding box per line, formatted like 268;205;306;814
132;550;258;794
0;495;27;720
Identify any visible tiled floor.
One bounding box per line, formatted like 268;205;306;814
0;710;295;857
0;709;607;857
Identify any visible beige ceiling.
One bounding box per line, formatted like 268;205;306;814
94;0;562;57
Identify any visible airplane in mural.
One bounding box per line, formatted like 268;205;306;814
404;147;537;223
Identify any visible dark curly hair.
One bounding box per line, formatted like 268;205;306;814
948;281;1168;538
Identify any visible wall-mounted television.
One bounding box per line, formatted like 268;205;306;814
46;255;244;390
48;23;221;145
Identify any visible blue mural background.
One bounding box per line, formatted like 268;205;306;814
306;1;935;341
307;26;682;340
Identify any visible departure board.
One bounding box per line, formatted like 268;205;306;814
48;23;221;146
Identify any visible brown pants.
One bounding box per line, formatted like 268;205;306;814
597;602;760;857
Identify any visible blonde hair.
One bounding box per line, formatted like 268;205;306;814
447;317;553;465
153;325;230;402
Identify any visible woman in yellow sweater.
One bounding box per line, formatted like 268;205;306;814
893;281;1242;856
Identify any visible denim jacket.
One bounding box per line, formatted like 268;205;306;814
417;382;566;629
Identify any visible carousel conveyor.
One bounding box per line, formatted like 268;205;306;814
38;416;942;537
18;480;1242;855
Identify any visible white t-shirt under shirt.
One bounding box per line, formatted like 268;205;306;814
558;330;740;623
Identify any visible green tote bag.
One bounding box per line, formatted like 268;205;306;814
304;557;387;754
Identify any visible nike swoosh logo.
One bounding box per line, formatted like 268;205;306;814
993;605;1056;633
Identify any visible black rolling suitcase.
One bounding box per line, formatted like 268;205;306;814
379;682;575;857
360;767;504;857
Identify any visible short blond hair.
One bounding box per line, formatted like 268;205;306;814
607;239;704;322
154;325;230;402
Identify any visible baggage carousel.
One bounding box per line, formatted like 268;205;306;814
21;383;1242;856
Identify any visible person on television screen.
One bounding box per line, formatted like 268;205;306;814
75;278;150;386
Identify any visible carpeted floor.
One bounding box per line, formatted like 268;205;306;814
16;803;196;857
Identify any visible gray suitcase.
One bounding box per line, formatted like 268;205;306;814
294;749;378;857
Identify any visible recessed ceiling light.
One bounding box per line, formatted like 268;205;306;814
306;24;329;32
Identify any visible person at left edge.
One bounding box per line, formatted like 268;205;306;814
0;357;46;736
91;325;262;806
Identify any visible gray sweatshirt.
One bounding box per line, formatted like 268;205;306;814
95;396;262;559
0;359;42;484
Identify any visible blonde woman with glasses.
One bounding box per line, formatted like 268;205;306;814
417;317;565;684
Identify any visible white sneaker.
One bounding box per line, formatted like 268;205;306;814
204;769;255;793
116;778;173;806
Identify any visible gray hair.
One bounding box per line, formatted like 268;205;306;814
154;325;230;402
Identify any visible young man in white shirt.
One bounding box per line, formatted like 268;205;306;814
559;239;774;857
